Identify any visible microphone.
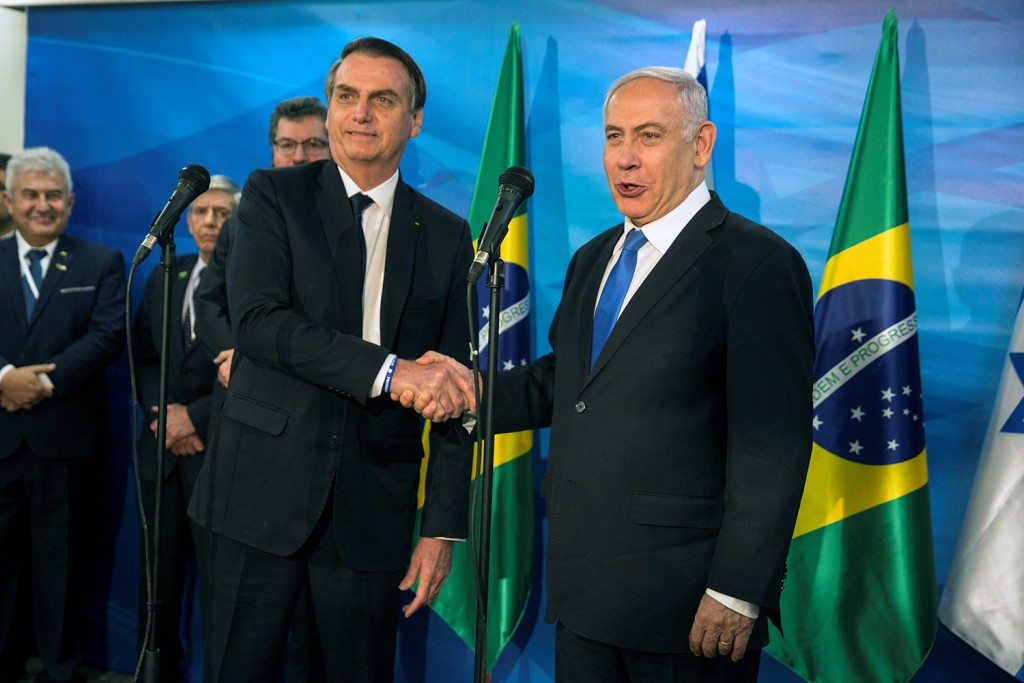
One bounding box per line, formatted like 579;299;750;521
467;166;534;283
132;164;211;266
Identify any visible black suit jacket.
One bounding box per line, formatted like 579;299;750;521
189;160;474;571
132;253;216;482
0;233;126;459
492;193;814;653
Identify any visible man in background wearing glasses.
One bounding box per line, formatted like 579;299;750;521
193;95;330;680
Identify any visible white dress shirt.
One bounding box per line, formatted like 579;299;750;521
336;166;399;398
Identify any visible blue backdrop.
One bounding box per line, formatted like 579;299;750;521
20;1;1024;680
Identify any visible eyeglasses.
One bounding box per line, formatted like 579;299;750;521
272;138;329;156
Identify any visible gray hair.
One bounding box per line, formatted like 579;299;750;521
204;174;242;210
5;147;73;194
603;67;708;140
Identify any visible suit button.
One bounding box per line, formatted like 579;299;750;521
332;434;342;446
575;401;586;413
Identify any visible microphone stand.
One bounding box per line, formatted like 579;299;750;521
142;239;176;683
474;255;504;683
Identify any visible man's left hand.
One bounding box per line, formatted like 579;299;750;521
214;348;234;388
399;537;453;618
688;592;755;661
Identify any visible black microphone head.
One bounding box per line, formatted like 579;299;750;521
179;164;211;194
499;166;534;199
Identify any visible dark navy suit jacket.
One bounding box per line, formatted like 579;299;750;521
0;232;125;460
189;160;474;571
132;252;216;482
492;193;815;653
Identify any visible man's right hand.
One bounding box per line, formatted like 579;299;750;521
0;364;56;408
389;354;475;422
213;348;234;388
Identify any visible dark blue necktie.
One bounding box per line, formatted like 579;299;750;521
591;229;647;369
22;249;46;319
349;193;374;277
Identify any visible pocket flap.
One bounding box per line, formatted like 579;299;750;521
629;492;723;528
221;394;289;436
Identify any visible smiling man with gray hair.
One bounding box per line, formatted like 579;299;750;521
0;146;125;683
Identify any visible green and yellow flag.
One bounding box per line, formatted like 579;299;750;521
419;24;534;671
766;11;937;682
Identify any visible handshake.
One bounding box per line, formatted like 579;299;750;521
388;351;477;422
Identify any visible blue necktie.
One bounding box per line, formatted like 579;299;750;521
349;193;374;277
591;229;647;369
22;249;46;319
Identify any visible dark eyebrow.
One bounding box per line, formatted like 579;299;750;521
634;122;667;133
371;88;401;101
334;84;403;102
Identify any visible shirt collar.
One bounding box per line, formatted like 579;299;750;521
622;181;711;254
14;231;59;260
337;166;399;218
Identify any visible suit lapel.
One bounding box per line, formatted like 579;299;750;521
565;228;621;389
584;196;728;384
379;179;417;349
0;238;27;332
314;162;364;335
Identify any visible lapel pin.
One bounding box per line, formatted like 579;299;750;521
55;262;68;271
178;271;189;279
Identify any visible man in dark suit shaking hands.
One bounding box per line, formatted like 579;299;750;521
189;37;474;682
0;147;125;683
413;66;815;682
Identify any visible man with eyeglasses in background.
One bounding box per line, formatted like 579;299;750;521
195;96;329;388
192;95;330;682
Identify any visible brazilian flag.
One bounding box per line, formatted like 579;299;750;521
766;11;937;682
418;24;534;671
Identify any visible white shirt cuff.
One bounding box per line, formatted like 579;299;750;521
369;354;397;398
705;588;760;619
